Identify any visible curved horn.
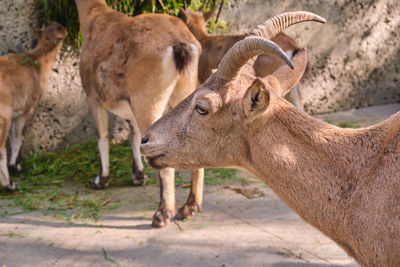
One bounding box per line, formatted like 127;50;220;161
216;11;326;81
216;37;293;81
250;11;326;39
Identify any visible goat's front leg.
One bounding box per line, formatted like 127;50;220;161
175;168;204;220
88;97;110;189
8;116;26;173
128;119;146;186
152;167;175;228
0;115;16;191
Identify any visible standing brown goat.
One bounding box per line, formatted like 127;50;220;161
75;0;203;227
180;6;304;110
0;22;66;191
141;12;400;266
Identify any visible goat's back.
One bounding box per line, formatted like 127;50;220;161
79;11;200;99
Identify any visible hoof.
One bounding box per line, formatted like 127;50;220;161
90;175;109;190
5;182;18;193
152;208;174;228
175;202;201;221
9;163;23;175
132;171;146;186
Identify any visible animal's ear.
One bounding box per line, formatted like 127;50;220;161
243;78;270;117
203;5;218;22
179;8;188;22
33;27;43;38
269;48;307;97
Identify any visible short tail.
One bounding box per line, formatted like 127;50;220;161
172;42;193;73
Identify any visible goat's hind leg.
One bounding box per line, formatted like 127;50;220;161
175;168;204;220
88;97;110;189
0;114;16;191
128;119;146;186
8;116;26;173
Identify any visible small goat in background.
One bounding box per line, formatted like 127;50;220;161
0;22;66;191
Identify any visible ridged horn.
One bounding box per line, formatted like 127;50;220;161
216;37;293;81
250;11;326;39
216;11;326;81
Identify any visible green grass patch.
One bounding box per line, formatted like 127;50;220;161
0;139;245;221
0;139;156;221
175;168;247;186
102;248;117;264
0;232;27;238
337;121;360;128
324;119;360;129
204;168;247;186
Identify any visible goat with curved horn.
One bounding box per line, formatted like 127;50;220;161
216;11;326;81
142;9;400;265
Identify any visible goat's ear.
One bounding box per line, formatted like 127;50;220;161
270;48;307;97
33;27;43;38
179;8;188;21
203;5;218;22
243;78;270;117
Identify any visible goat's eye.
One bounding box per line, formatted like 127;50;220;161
195;105;208;115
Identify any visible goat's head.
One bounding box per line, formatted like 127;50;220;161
141;11;325;170
180;3;218;33
33;21;67;47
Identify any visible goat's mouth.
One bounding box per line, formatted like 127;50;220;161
145;154;167;170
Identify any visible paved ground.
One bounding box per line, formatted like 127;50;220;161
314;103;400;127
1;103;399;267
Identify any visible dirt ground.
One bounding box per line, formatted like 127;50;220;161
1;103;399;267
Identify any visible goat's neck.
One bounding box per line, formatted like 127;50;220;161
28;42;62;90
244;103;385;239
187;23;208;42
75;0;108;33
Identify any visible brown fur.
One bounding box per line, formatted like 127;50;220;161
141;31;400;265
180;8;304;110
0;22;66;191
75;0;203;227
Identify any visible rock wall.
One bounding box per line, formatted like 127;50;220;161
0;0;37;54
222;0;400;113
1;0;400;154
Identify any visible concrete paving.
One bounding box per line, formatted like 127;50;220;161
1;103;399;267
314;103;400;127
0;182;358;267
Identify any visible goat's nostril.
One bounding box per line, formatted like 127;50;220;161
141;135;149;144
